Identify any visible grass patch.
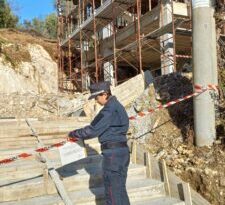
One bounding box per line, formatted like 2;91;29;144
0;44;31;68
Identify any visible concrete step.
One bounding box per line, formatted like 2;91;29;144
0;166;45;183
0;161;147;201
0;122;89;139
0;117;89;129
61;164;146;193
0;195;186;205
0;178;165;205
0;133;68;143
0;155;61;171
68;178;165;204
0;158;44;173
0;162;145;189
0;154;102;175
0;194;63;205
0;142;37;149
0;136;67;146
132;197;185;205
0;154;103;184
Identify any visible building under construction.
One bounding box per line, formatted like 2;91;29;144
57;0;193;92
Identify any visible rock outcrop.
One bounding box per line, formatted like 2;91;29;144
0;44;57;94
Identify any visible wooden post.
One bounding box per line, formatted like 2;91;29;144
162;159;171;196
43;167;49;193
146;152;152;178
132;141;137;164
182;182;193;205
149;0;152;11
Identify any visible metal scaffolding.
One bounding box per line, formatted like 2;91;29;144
57;0;192;92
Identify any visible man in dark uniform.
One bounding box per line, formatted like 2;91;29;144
68;81;130;205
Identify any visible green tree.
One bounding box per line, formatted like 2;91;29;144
0;0;18;28
44;13;57;39
32;18;45;34
22;20;32;30
21;13;57;39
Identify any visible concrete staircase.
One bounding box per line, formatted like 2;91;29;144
0;118;186;205
0;157;185;205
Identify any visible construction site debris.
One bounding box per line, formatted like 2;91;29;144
0;92;89;118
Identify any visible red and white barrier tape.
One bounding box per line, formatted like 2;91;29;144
0;84;218;166
165;54;192;59
129;84;218;120
0;138;78;165
175;54;192;59
194;84;218;93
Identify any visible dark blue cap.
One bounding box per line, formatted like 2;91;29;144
88;81;111;100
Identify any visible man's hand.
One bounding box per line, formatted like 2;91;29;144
67;137;78;143
68;131;76;138
67;131;79;142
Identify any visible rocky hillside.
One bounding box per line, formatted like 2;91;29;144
0;29;90;119
0;29;58;94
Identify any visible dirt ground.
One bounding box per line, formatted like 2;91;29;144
141;72;225;205
146;114;225;205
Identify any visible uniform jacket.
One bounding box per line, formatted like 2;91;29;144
69;96;129;144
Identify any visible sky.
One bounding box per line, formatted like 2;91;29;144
9;0;56;23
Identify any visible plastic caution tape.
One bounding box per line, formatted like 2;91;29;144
0;138;78;165
129;84;218;120
175;54;192;59
194;84;218;93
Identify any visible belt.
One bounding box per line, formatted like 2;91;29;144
101;141;128;150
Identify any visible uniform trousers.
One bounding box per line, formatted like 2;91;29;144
102;147;130;205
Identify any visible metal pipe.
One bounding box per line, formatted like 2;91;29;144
136;0;143;73
92;0;99;82
171;0;176;72
79;0;84;91
112;3;118;85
